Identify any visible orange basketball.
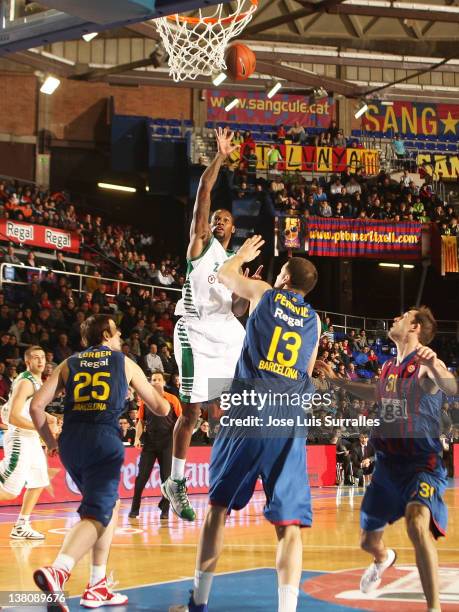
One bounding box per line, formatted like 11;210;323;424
225;43;256;81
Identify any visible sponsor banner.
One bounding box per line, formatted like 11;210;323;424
417;153;459;180
0;445;335;506
0;220;80;253
355;100;459;137
238;144;379;175
207;90;335;126
277;217;422;260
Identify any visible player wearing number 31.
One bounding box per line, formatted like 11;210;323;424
316;307;457;612
174;236;322;612
29;315;170;612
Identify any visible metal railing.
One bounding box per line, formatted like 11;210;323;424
0;263;181;299
0;264;457;339
312;309;458;339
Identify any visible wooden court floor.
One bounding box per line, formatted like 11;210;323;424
0;484;458;611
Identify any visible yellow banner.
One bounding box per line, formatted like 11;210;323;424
417;154;459;180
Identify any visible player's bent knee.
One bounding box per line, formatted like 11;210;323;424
181;404;201;424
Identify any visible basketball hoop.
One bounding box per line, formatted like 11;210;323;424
154;0;258;82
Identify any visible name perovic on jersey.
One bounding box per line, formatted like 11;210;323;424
175;237;235;320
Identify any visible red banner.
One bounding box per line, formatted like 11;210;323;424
278;217;422;260
353;101;459;137
308;218;422;259
0;445;336;506
207;90;335;127
0;220;80;253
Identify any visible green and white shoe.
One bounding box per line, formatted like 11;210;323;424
161;477;196;522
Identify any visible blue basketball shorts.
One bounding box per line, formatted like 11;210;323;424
59;424;124;527
209;434;312;527
360;454;448;538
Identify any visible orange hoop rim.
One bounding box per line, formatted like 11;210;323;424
165;0;258;26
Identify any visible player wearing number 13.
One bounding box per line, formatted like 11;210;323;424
29;315;169;612
174;236;321;612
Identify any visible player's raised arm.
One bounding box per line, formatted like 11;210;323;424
188;127;239;259
125;358;170;416
30;361;67;451
8;378;36;431
315;359;377;402
218;235;271;309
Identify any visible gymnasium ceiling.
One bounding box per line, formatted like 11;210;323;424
3;0;459;99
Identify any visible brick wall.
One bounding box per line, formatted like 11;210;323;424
50;79;192;141
0;74;37;136
0;72;193;142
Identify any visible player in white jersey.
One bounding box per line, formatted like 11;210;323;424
162;128;249;521
0;346;56;539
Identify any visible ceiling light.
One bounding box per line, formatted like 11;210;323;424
40;76;60;95
212;72;227;86
379;263;414;269
97;182;136;193
354;103;369;119
267;82;282;98
381;101;394;106
224;98;240;112
82;32;98;42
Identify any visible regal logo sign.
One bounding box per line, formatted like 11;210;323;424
6;221;34;243
0;220;80;253
0;446;335;506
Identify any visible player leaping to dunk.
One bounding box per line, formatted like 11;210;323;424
161;127;251;521
317;307;457;612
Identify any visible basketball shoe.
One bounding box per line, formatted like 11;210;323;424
360;548;397;593
80;574;128;608
10;522;45;540
33;566;70;612
169;592;208;611
161;477;196;521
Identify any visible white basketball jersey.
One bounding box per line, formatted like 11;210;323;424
1;371;41;428
175;237;235;320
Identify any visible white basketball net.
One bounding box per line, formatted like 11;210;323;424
154;0;258;82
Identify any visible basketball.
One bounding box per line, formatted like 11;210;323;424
225;43;256;80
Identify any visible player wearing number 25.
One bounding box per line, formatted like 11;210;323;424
29;315;169;612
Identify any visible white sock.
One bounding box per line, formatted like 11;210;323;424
278;585;299;612
52;553;75;574
17;514;30;525
171;457;186;481
193;570;214;605
90;564;106;585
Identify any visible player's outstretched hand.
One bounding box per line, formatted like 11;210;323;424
215;126;239;157
237;235;265;264
243;265;264;280
314;359;337;379
416;345;439;369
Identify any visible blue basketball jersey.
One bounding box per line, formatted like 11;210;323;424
235;289;319;391
372;350;443;459
63;345;128;432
